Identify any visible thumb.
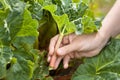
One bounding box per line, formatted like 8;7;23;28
57;43;77;56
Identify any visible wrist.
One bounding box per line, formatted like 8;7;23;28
98;25;111;41
96;29;110;46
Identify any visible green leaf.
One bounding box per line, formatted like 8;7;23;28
82;16;97;34
27;0;43;20
17;10;38;37
6;56;34;80
43;4;57;13
0;0;43;80
72;39;120;80
45;0;98;35
43;5;76;35
32;51;53;80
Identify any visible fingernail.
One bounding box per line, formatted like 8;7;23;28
54;64;58;70
64;64;68;69
47;56;51;62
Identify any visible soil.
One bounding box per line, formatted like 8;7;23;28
50;59;82;80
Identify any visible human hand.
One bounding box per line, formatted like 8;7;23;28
48;32;109;69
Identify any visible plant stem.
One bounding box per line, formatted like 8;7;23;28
50;25;66;69
55;24;66;51
55;33;64;51
49;33;64;69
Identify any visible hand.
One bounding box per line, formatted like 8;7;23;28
48;32;109;69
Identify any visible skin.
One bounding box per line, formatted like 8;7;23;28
48;0;120;69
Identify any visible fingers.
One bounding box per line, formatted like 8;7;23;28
54;55;70;69
48;34;69;68
47;56;51;62
63;55;70;69
49;35;59;55
48;33;76;62
48;33;77;69
54;56;63;69
48;35;59;62
49;50;100;69
57;43;77;56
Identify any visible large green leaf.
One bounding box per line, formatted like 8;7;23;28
43;0;98;35
43;4;76;35
0;0;42;80
72;39;120;80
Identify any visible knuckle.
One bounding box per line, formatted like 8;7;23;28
50;35;58;43
50;37;54;42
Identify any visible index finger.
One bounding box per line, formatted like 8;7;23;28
49;35;59;55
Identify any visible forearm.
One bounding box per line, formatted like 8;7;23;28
99;0;120;39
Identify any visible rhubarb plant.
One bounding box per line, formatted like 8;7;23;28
0;0;101;80
42;0;98;67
